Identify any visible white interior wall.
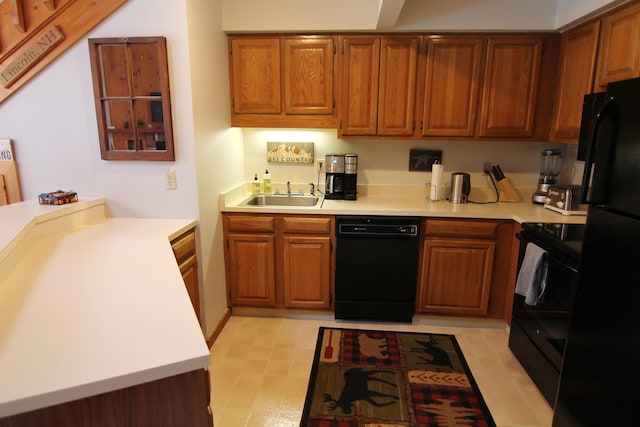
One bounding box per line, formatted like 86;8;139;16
222;0;381;32
555;0;629;29
222;0;621;32
242;129;580;195
395;0;557;31
186;0;244;334
0;0;199;218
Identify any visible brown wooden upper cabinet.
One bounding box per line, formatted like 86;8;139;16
420;36;484;137
550;21;601;142
420;35;552;140
478;37;543;138
227;32;558;141
228;35;337;128
594;2;640;91
89;37;174;161
339;35;419;137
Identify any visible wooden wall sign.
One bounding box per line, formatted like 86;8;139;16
0;139;22;205
0;26;65;88
0;0;128;103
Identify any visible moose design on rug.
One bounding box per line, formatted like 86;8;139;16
323;368;399;414
303;328;496;426
411;335;454;368
358;333;390;359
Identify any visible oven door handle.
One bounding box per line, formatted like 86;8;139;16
546;254;578;275
516;232;579;304
517;232;579;273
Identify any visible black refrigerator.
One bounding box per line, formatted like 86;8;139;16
553;78;640;426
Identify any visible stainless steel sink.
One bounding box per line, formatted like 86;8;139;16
241;194;322;207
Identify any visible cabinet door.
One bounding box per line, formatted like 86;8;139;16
418;238;495;315
229;37;281;114
283;37;335;115
594;2;640;90
421;37;484;137
179;254;200;321
171;229;200;322
550;21;601;142
339;36;380;136
226;233;276;306
282;235;331;309
377;36;419;136
478;37;542;138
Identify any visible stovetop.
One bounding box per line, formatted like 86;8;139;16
521;222;585;261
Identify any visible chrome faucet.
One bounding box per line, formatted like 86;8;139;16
309;182;315;196
287;181;291;196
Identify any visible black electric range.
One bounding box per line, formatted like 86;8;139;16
520;222;585;262
509;222;585;408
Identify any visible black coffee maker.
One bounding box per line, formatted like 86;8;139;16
325;154;345;199
344;154;358;200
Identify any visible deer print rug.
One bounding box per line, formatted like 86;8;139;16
300;328;496;427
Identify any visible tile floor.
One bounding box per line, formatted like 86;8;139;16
209;315;553;427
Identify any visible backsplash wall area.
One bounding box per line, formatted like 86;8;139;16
242;129;582;197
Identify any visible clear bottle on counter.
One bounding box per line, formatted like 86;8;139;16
252;174;261;195
263;169;272;194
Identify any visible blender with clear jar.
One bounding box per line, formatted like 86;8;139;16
532;148;562;204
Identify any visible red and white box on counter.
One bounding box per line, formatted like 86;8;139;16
38;190;78;205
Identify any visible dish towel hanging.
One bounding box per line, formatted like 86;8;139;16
515;243;549;306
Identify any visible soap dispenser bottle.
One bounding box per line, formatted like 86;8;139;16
252;173;261;195
263;169;272;194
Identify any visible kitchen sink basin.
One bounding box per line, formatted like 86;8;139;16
241;194;322;207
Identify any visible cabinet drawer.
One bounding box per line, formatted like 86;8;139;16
424;219;498;239
226;215;275;232
280;216;332;234
171;229;196;263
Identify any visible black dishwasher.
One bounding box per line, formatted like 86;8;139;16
335;216;421;323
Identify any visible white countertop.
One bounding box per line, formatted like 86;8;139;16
0;199;209;417
220;184;587;225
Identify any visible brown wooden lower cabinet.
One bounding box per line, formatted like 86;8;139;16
419;237;495;315
226;231;277;306
417;218;514;317
282;234;332;308
171;228;202;322
223;213;516;319
0;369;212;427
223;213;334;309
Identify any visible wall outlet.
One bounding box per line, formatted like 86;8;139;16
165;170;177;189
315;159;325;174
482;162;492;175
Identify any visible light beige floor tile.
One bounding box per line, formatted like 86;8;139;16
260;375;288;394
214;407;249;427
264;359;291;376
210;315;554;427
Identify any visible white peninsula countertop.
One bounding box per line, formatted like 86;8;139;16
0;199;210;418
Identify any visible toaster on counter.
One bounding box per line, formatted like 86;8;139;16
543;185;588;216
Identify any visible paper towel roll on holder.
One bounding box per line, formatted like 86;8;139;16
426;161;446;201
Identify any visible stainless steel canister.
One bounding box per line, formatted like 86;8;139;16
450;172;471;204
